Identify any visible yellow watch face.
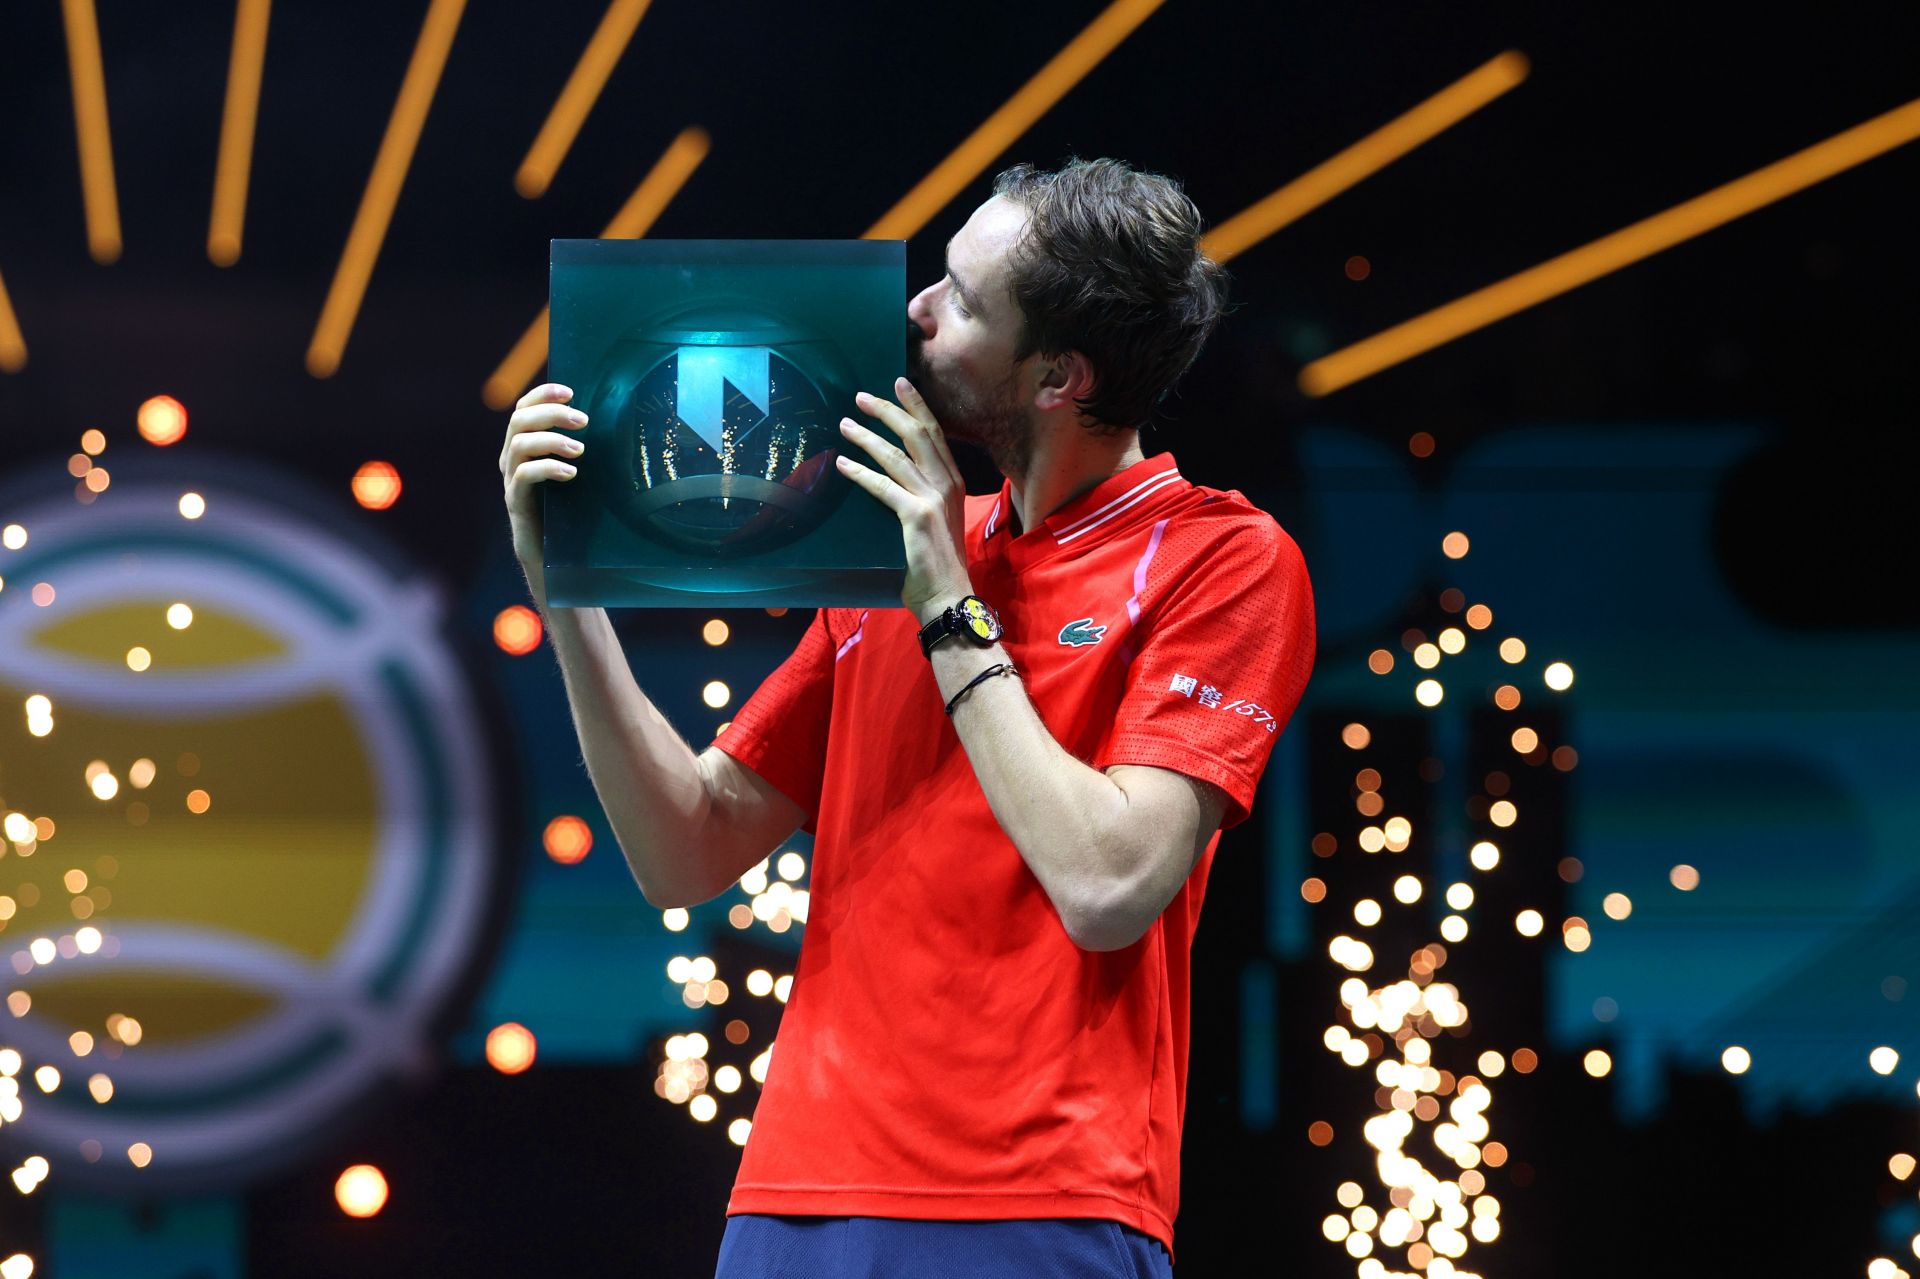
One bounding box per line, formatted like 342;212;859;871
961;596;998;640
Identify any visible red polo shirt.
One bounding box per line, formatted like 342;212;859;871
712;451;1315;1264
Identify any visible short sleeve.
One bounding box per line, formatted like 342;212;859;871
1091;516;1315;830
713;609;837;834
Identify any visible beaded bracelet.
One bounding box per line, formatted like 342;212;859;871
944;661;1020;717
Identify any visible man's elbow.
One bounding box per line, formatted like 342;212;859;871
1063;888;1152;953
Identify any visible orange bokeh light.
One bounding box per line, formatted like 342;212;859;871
137;396;188;446
334;1163;388;1218
351;461;402;510
493;605;542;656
543;814;592;864
485;1021;537;1075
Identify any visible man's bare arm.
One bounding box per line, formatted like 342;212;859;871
539;607;805;908
501;382;806;908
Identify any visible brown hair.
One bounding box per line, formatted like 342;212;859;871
990;157;1229;433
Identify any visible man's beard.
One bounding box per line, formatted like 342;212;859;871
907;325;1033;482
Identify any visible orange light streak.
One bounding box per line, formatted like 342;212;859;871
482;126;709;410
209;0;273;266
1301;94;1920;396
863;0;1165;241
1201;51;1530;264
60;0;122;263
0;269;24;372
307;0;467;378
514;0;654;199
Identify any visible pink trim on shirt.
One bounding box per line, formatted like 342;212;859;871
834;610;871;663
1115;517;1171;668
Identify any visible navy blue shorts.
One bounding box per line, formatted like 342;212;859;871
713;1214;1175;1278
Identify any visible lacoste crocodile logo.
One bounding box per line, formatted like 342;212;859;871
1058;617;1108;647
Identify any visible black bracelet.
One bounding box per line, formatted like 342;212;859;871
944;661;1019;717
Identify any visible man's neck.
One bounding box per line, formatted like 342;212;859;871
1004;426;1145;538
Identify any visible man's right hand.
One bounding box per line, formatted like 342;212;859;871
500;382;588;601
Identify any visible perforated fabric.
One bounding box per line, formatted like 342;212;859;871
710;451;1315;1268
712;606;837;835
1089;496;1316;828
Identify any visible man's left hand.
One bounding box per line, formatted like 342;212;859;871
836;377;975;622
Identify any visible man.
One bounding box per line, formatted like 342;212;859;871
498;156;1315;1277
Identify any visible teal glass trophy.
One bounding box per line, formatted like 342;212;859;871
543;238;907;606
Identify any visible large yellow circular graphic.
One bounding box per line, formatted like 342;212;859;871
0;476;502;1191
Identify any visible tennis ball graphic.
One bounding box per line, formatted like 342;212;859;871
0;478;505;1192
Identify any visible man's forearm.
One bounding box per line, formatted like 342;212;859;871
535;592;714;906
921;625;1144;943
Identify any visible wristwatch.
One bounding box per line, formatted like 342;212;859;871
918;594;1004;658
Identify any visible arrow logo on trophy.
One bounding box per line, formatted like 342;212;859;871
674;346;771;453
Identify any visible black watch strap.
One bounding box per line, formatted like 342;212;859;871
918;596;1001;658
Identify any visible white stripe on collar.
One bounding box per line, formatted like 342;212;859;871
1054;470;1184;544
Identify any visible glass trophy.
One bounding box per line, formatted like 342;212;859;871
542;238;908;607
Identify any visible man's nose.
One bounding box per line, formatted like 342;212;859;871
906;286;936;338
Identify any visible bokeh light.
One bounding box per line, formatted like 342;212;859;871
334;1164;388;1218
351;461;403;510
543;815;592;865
485;1022;536;1074
136;395;188;446
493;605;543;656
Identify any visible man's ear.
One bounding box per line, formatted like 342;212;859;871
1033;350;1096;414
